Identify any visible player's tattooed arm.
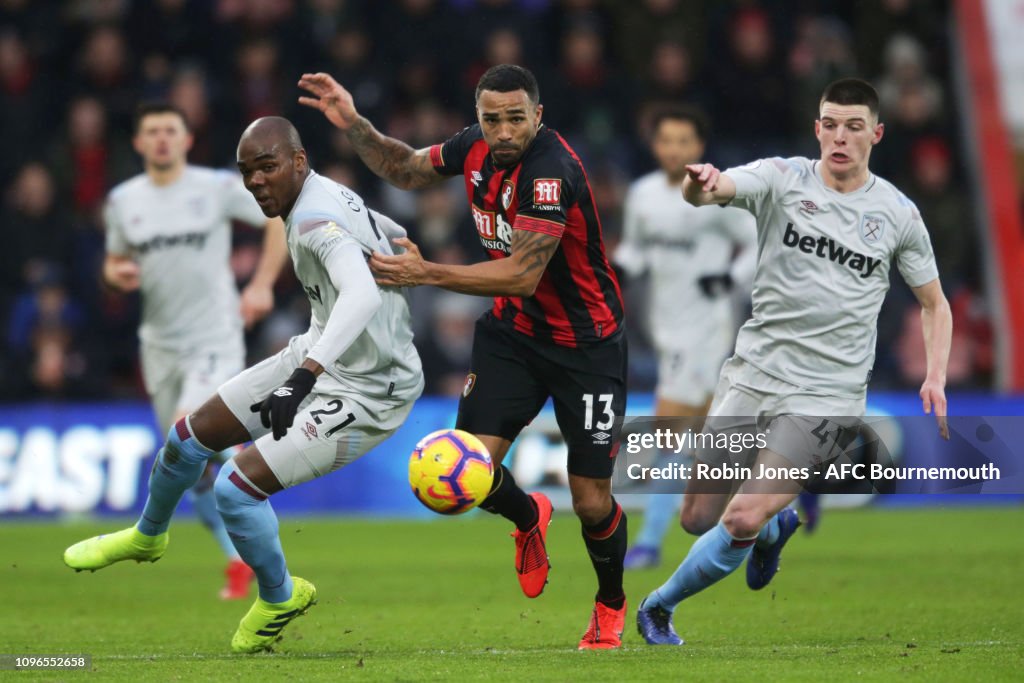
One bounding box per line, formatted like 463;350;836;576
370;229;560;297
509;228;560;287
298;71;441;190
346;117;443;190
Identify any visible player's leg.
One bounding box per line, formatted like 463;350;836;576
636;359;766;644
178;347;254;598
547;338;628;649
218;379;410;653
638;448;800;645
626;379;710;569
455;320;551;598
62;394;249;572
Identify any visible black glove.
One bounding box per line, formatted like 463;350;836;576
697;273;733;299
249;368;317;440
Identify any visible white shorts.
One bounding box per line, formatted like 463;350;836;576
655;341;731;406
217;334;415;489
701;356;866;469
141;340;245;433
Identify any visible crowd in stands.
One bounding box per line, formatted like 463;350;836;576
0;0;988;400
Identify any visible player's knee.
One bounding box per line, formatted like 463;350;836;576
572;493;612;527
214;463;263;519
721;504;767;540
679;507;716;536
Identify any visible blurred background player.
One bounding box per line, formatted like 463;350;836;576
637;78;951;645
299;65;630;650
66;116;424;653
614;108;756;570
101;102;287;599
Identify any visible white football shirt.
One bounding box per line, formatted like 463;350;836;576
615;170;756;351
726;157;939;398
104;166;266;351
286;171;423;403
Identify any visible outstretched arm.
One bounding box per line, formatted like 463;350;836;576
370;228;560;298
912;278;952;439
682;163;737;207
298;72;442;190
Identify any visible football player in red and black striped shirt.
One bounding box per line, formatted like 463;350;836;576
299;65;629;649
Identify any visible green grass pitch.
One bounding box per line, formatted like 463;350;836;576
3;506;1022;681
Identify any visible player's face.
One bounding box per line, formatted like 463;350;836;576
476;89;543;168
815;102;883;181
133;113;192;171
652;119;704;179
237;141;308;217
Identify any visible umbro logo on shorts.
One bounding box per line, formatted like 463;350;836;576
591;431;611;444
273;387;293;397
782;222;882;278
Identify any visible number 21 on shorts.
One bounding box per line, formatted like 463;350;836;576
582;393;615;431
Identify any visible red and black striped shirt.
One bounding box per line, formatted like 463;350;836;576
430;124;624;348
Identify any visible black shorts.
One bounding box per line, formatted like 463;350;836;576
456;315;627;479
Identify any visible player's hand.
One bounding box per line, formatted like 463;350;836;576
920;379;949;440
103;259;141;292
250;368;317;440
239;282;275;329
370;237;429;288
688;165;720;194
697;273;733;299
297;72;359;130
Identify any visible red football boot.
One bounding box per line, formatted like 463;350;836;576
512;492;553;598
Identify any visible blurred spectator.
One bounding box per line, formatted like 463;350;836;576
901;137;976;293
788;15;856;144
855;0;946;77
541;19;629;163
47;96;135;220
709;6;793;166
0;30;49;180
74;25;136;129
611;0;706;77
415;292;489;396
4;267;95;399
1;163;74;301
634;39;712;141
126;0;217;67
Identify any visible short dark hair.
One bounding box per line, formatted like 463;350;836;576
475;64;540;106
133;101;189;134
819;78;880;120
651;106;709;142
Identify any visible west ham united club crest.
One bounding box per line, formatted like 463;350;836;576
860;214;885;244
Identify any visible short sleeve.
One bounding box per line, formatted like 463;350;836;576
217;170;266;226
295;215;360;272
724;158;778;216
103;197;129;254
429;125;483;177
512;146;576;239
896;207;940;288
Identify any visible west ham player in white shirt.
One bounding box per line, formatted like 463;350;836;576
102;102;288;599
67;116;424;653
614;109;755;569
637;78;952;645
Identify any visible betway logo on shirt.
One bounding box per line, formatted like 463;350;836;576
782;223;882;278
134;231;208;255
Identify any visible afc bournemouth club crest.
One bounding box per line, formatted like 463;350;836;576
860;214;885;244
501;180;515;211
462;373;476;398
